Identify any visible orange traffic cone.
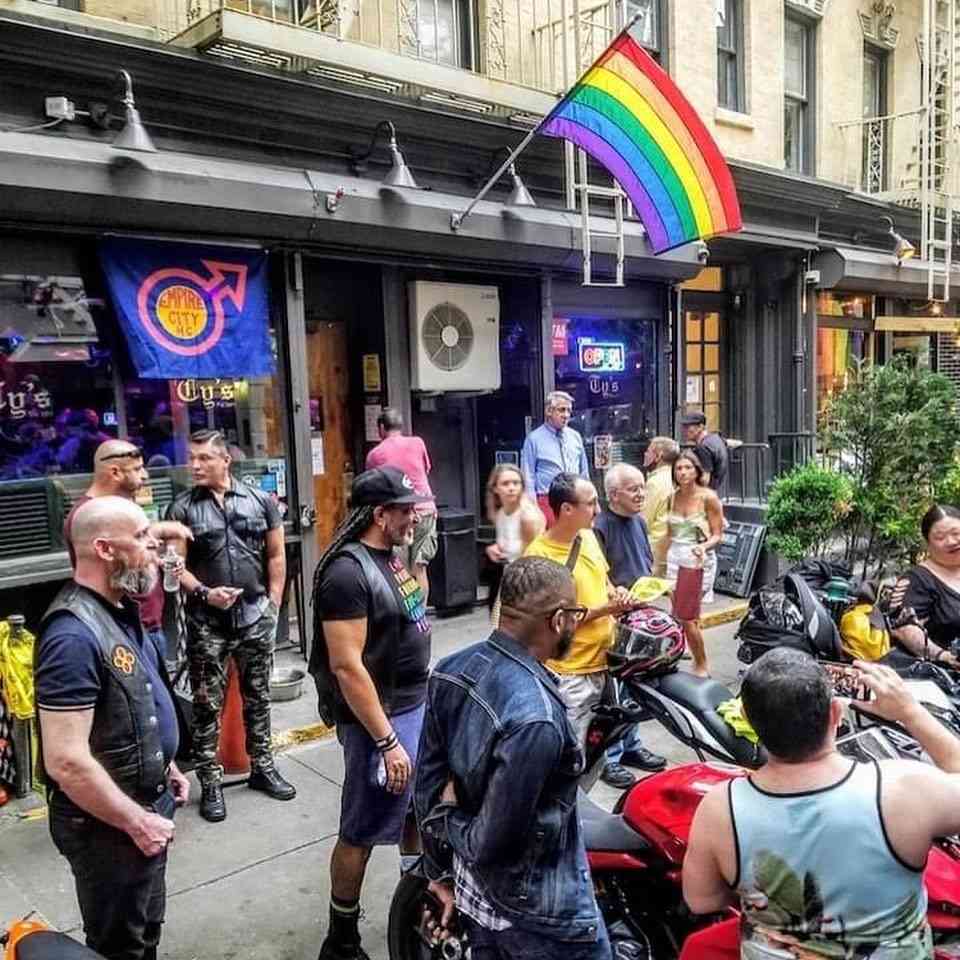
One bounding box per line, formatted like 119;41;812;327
216;658;251;776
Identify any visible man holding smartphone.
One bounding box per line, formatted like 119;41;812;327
167;430;295;822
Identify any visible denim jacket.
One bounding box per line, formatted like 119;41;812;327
414;631;601;941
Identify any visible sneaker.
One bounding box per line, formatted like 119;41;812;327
199;782;226;822
318;937;370;960
620;748;667;772
599;762;637;789
248;767;297;801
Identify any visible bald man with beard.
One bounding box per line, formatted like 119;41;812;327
37;497;190;960
63;440;191;661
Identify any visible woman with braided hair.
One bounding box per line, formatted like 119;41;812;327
310;466;433;960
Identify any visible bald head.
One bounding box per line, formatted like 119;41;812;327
71;497;147;559
92;441;146;498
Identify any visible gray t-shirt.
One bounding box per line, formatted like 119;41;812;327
694;432;728;491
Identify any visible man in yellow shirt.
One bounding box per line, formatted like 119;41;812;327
643;437;680;577
524;472;636;755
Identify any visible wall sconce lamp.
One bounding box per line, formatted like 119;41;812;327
881;215;915;264
356;121;418;188
506;162;536;207
112;70;156;153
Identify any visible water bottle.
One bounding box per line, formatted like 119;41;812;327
162;544;180;593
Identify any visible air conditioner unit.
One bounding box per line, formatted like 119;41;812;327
408;281;501;391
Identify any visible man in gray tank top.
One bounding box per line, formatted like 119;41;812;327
683;648;960;959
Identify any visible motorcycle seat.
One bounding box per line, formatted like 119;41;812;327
655;672;766;768
577;790;649;853
16;931;106;960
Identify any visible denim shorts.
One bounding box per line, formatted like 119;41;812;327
338;703;425;847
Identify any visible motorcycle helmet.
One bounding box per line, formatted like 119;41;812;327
608;606;685;679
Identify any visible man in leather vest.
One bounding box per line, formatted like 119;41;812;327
311;466;433;960
166;429;295;822
36;497;190;960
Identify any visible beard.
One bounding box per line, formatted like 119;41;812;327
555;627;575;660
110;560;158;598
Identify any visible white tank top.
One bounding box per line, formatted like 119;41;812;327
495;507;525;563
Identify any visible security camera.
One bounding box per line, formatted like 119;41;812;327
695;241;709;263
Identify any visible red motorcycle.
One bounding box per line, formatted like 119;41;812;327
388;611;960;960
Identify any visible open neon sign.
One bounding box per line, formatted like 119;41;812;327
578;341;625;373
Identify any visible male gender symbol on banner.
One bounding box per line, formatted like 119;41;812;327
135;260;248;358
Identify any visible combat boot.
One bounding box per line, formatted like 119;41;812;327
199;781;226;822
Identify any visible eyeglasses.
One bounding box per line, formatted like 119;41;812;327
548;605;588;624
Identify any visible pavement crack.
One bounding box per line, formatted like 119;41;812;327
167;831;341;899
287;753;344;789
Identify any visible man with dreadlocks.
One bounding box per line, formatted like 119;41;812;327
311;466;432;960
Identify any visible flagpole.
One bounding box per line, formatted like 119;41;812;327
448;11;643;233
449;125;542;231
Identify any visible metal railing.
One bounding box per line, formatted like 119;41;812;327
725;442;770;504
768;432;815;478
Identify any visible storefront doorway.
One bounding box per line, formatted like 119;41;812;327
305;317;353;547
682;309;724;432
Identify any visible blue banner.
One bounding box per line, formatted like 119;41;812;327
99;239;274;379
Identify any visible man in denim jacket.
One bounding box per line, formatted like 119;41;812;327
415;557;611;959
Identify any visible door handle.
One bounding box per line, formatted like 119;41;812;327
300;504;317;529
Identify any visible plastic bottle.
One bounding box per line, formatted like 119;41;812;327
162;544;180;593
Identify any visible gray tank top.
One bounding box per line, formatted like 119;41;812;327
730;760;931;959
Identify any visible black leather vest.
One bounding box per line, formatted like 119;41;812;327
39;584;170;804
316;543;405;726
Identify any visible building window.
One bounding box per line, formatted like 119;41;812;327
400;0;476;67
784;12;814;173
627;0;665;63
0;253;292;560
862;45;888;193
684;311;723;432
717;0;745;112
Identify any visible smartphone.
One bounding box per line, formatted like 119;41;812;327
823;662;872;701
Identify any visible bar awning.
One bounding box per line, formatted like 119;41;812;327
0;131;703;283
813;245;960;299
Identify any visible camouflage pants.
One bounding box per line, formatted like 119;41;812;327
186;605;279;785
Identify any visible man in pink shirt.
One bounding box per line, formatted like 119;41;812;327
365;408;438;602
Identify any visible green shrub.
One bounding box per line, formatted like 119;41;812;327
766;463;853;562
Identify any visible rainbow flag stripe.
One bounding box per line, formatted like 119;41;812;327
542;32;742;254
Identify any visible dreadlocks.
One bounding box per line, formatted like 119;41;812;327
312;504;375;643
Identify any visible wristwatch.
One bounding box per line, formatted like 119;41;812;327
193;584;210;605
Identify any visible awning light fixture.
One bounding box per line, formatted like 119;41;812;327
112;70;156;153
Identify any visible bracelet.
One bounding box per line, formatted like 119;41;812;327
193;585;210;605
375;731;399;753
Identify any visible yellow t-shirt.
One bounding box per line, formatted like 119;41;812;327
524;529;612;675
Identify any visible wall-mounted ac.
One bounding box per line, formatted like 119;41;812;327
409;281;501;391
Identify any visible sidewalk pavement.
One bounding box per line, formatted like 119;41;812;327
0;601;747;960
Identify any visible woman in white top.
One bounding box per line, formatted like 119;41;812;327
485;464;545;613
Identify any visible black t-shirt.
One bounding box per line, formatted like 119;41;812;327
694;432;728;491
316;545;431;716
901;565;960;651
593;509;653;587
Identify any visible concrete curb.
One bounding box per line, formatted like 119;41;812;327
269;603;748;754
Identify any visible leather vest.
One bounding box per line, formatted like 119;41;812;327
314;543;404;726
38;584;170;804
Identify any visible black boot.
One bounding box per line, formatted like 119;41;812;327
199;781;226;822
248;767;296;800
318;899;368;960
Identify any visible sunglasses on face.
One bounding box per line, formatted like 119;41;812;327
98;449;142;463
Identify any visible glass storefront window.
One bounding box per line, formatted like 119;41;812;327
891;332;935;370
553;315;658;481
816;327;873;415
0;262;290;559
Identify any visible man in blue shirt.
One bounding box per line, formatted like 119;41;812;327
593;463;666;788
36;496;189;960
521;391;590;527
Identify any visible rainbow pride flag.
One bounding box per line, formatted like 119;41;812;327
541;28;742;254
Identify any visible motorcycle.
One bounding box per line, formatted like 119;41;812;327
2;914;105;960
387;619;960;960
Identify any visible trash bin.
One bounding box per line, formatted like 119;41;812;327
428;508;477;614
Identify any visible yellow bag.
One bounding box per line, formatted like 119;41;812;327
840;603;890;662
0;621;36;720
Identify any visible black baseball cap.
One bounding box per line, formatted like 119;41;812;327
680;412;707;427
351;466;431;507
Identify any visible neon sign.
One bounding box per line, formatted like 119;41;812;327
578;341;625;373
